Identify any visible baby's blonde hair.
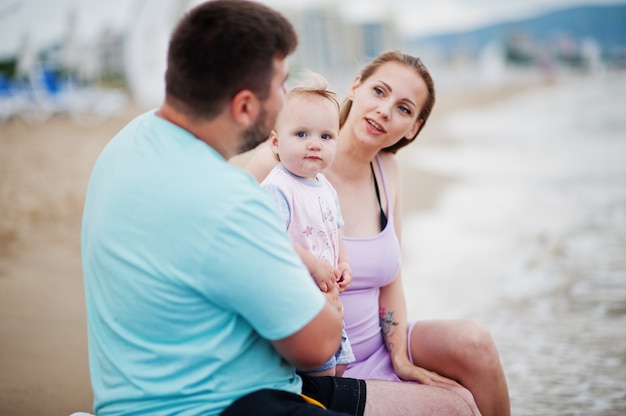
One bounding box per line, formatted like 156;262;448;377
272;70;339;162
286;70;339;111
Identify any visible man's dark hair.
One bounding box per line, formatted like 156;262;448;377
165;0;298;119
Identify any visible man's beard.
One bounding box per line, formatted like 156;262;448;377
238;107;274;154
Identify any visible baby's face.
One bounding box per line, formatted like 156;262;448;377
272;94;339;180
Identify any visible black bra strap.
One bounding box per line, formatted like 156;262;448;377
370;161;388;231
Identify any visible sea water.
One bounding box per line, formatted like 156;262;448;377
402;72;626;415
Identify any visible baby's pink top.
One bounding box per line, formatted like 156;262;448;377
261;164;343;268
340;155;403;381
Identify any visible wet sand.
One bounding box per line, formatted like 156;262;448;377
0;79;548;415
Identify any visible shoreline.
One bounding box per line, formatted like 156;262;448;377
0;75;553;415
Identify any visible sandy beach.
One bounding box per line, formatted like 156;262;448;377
0;79;548;415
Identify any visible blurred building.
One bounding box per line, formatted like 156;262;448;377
121;1;400;109
280;3;399;92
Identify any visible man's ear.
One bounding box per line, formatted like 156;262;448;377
231;89;259;127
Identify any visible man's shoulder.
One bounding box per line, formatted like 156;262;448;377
209;164;269;205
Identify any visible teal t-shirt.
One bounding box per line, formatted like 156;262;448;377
81;111;325;415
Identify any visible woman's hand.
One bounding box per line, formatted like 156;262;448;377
394;360;462;388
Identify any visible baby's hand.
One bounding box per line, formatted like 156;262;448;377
311;259;336;293
336;261;352;293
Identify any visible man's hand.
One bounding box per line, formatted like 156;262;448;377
322;282;344;320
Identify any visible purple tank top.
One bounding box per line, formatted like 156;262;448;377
339;155;403;381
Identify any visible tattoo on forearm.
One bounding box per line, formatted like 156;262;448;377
379;307;399;340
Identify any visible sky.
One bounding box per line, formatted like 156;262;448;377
0;0;624;57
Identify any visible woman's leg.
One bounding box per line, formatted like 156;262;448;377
409;319;511;416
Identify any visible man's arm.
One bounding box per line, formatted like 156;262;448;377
271;284;343;370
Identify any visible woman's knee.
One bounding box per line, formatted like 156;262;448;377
455;320;500;368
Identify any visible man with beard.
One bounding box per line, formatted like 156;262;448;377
81;1;477;416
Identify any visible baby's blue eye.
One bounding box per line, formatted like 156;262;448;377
321;133;332;140
295;131;307;138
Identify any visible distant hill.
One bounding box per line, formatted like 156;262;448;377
409;3;626;61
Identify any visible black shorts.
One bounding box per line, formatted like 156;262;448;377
221;375;366;416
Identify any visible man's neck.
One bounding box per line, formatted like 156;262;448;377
156;103;233;160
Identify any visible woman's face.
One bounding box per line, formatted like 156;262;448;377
347;61;428;150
